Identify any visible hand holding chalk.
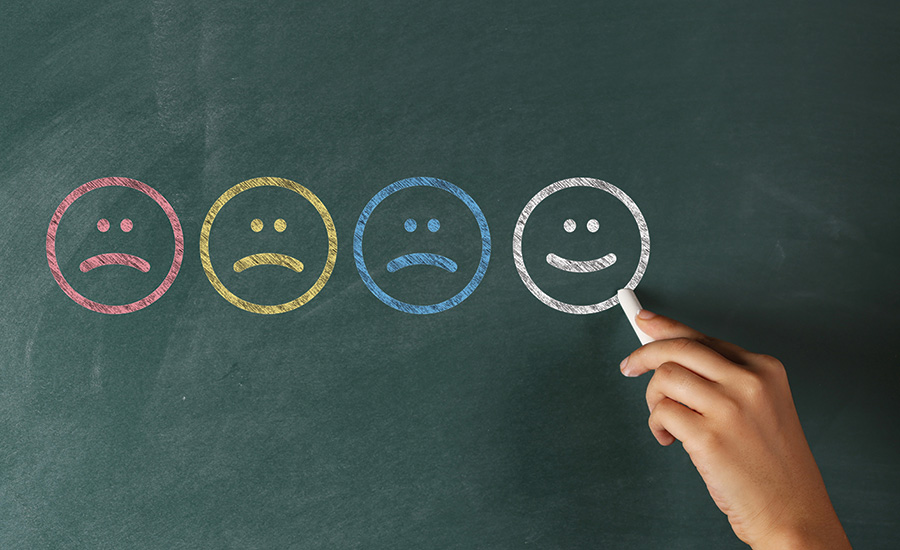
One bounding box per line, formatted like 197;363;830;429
618;311;851;549
617;288;653;345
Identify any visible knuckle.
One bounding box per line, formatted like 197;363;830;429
719;395;742;420
648;398;668;423
656;361;677;378
647;408;663;433
644;390;656;411
646;373;662;397
755;353;786;374
744;380;768;407
696;334;718;349
729;369;769;409
669;337;696;354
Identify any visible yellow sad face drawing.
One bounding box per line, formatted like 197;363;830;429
199;177;337;314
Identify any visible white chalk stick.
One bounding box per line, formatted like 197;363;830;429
617;288;654;345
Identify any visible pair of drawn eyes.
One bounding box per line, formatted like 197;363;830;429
563;219;600;233
97;218;133;232
250;218;287;232
404;218;441;233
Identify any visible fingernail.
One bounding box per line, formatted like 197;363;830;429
637;309;656;320
620;357;634;377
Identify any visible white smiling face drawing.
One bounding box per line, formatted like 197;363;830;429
513;178;650;314
545;217;618;273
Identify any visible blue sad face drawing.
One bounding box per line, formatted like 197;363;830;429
388;217;457;274
354;177;491;314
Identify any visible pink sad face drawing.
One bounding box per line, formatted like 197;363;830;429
46;177;184;314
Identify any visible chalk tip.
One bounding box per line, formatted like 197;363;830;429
617;287;637;304
617;288;655;345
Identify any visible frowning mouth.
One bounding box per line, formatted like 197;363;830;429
545;252;617;273
233;253;304;273
80;253;150;273
387;253;458;273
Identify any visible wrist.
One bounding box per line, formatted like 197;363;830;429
752;509;851;550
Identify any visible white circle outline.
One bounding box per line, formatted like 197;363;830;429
512;178;650;314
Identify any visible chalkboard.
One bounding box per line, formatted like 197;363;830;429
2;1;898;548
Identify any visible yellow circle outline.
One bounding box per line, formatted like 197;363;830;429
199;177;337;314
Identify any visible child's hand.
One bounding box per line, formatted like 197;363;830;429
620;310;851;549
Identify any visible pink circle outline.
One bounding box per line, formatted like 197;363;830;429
46;177;184;314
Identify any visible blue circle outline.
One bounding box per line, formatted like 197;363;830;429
354;177;491;314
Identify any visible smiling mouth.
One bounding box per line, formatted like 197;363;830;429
387;253;458;273
233;253;304;273
80;253;150;273
546;252;617;273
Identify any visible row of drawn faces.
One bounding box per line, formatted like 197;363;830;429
46;176;650;315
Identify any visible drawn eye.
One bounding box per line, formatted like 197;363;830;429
586;219;599;233
120;218;133;232
97;218;110;232
274;218;287;232
404;218;417;232
427;218;440;232
563;219;576;233
251;219;263;232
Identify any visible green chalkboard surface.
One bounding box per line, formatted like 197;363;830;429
2;1;898;548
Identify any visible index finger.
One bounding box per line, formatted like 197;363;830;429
620;337;736;381
634;310;754;365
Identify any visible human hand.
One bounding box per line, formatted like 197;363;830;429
620;310;851;549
